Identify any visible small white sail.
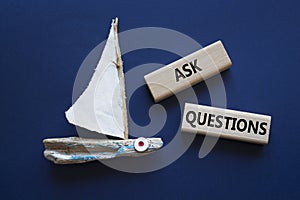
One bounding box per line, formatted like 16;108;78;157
65;18;128;139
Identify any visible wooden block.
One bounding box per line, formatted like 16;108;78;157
144;40;232;102
181;103;271;144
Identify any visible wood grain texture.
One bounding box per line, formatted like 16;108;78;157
144;40;232;102
181;103;271;144
114;18;129;139
43;137;163;164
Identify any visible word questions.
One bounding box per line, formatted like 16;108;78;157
181;103;271;144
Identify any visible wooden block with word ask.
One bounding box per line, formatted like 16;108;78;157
144;40;232;102
181;103;272;144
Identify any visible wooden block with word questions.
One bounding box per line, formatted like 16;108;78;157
181;103;271;144
144;40;232;102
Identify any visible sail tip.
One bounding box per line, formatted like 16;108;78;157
112;17;119;26
65;107;74;124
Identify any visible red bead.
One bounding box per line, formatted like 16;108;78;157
138;141;144;147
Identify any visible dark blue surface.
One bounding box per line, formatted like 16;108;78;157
1;0;299;199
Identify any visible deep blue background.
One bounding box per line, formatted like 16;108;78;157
1;0;299;199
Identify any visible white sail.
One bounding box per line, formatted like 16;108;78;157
65;18;128;139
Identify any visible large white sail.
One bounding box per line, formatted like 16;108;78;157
65;18;128;139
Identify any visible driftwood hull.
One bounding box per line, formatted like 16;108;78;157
43;137;163;164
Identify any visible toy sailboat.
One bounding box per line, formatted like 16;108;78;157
43;18;163;164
